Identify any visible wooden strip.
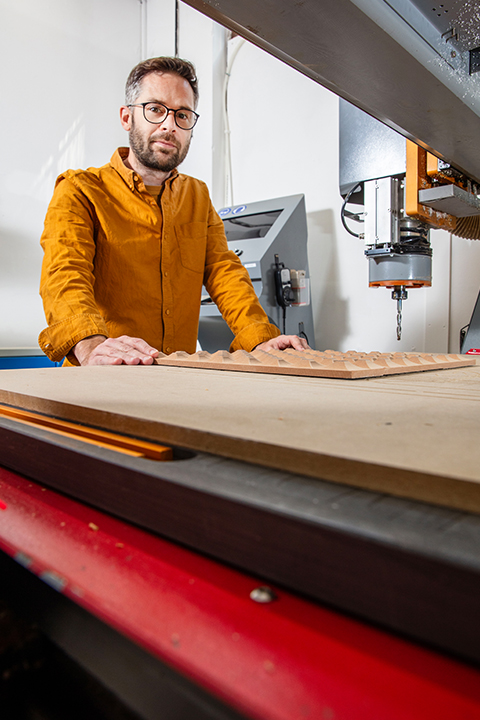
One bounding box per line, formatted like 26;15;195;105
0;403;173;461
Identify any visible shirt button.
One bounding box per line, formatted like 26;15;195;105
166;347;171;353
165;309;170;315
164;271;168;278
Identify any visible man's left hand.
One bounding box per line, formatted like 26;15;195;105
254;335;310;352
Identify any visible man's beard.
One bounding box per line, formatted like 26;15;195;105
129;121;191;173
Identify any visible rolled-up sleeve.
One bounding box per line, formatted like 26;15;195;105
39;175;108;361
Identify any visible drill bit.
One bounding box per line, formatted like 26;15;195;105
392;286;408;341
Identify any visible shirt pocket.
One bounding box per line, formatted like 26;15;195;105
174;222;207;273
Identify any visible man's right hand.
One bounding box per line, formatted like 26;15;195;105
73;335;160;366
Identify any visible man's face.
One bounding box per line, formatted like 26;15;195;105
124;72;195;173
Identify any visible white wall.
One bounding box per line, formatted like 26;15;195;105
176;3;226;208
451;236;480;351
2;0;480;354
0;0;175;351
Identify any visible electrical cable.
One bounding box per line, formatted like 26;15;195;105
140;0;147;60
174;0;179;57
340;182;363;237
223;35;245;207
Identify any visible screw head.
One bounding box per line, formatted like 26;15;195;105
250;586;277;603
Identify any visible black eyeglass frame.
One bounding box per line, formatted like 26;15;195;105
127;102;199;130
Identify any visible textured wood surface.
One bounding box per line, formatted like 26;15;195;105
0;361;479;513
154;349;475;378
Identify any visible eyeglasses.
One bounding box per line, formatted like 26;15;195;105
128;102;199;130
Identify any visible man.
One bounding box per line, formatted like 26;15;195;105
39;57;308;366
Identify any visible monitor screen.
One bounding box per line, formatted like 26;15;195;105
222;210;282;242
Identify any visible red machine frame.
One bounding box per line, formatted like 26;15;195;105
1;466;480;720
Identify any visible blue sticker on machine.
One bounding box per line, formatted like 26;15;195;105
232;205;247;215
219;207;231;217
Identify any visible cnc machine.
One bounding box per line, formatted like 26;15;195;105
339;99;480;340
187;0;480;344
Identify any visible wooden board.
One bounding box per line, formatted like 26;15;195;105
0;361;479;513
154;349;476;378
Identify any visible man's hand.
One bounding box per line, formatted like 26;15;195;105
73;335;159;366
254;335;310;352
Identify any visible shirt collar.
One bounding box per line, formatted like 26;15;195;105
110;147;179;191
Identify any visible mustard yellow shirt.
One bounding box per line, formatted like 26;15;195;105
39;148;280;364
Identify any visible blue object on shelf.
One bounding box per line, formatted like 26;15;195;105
0;356;61;369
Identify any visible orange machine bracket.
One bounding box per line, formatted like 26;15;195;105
405;140;456;231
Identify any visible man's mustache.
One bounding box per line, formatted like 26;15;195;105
150;132;180;149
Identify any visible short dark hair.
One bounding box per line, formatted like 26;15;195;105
125;57;199;107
